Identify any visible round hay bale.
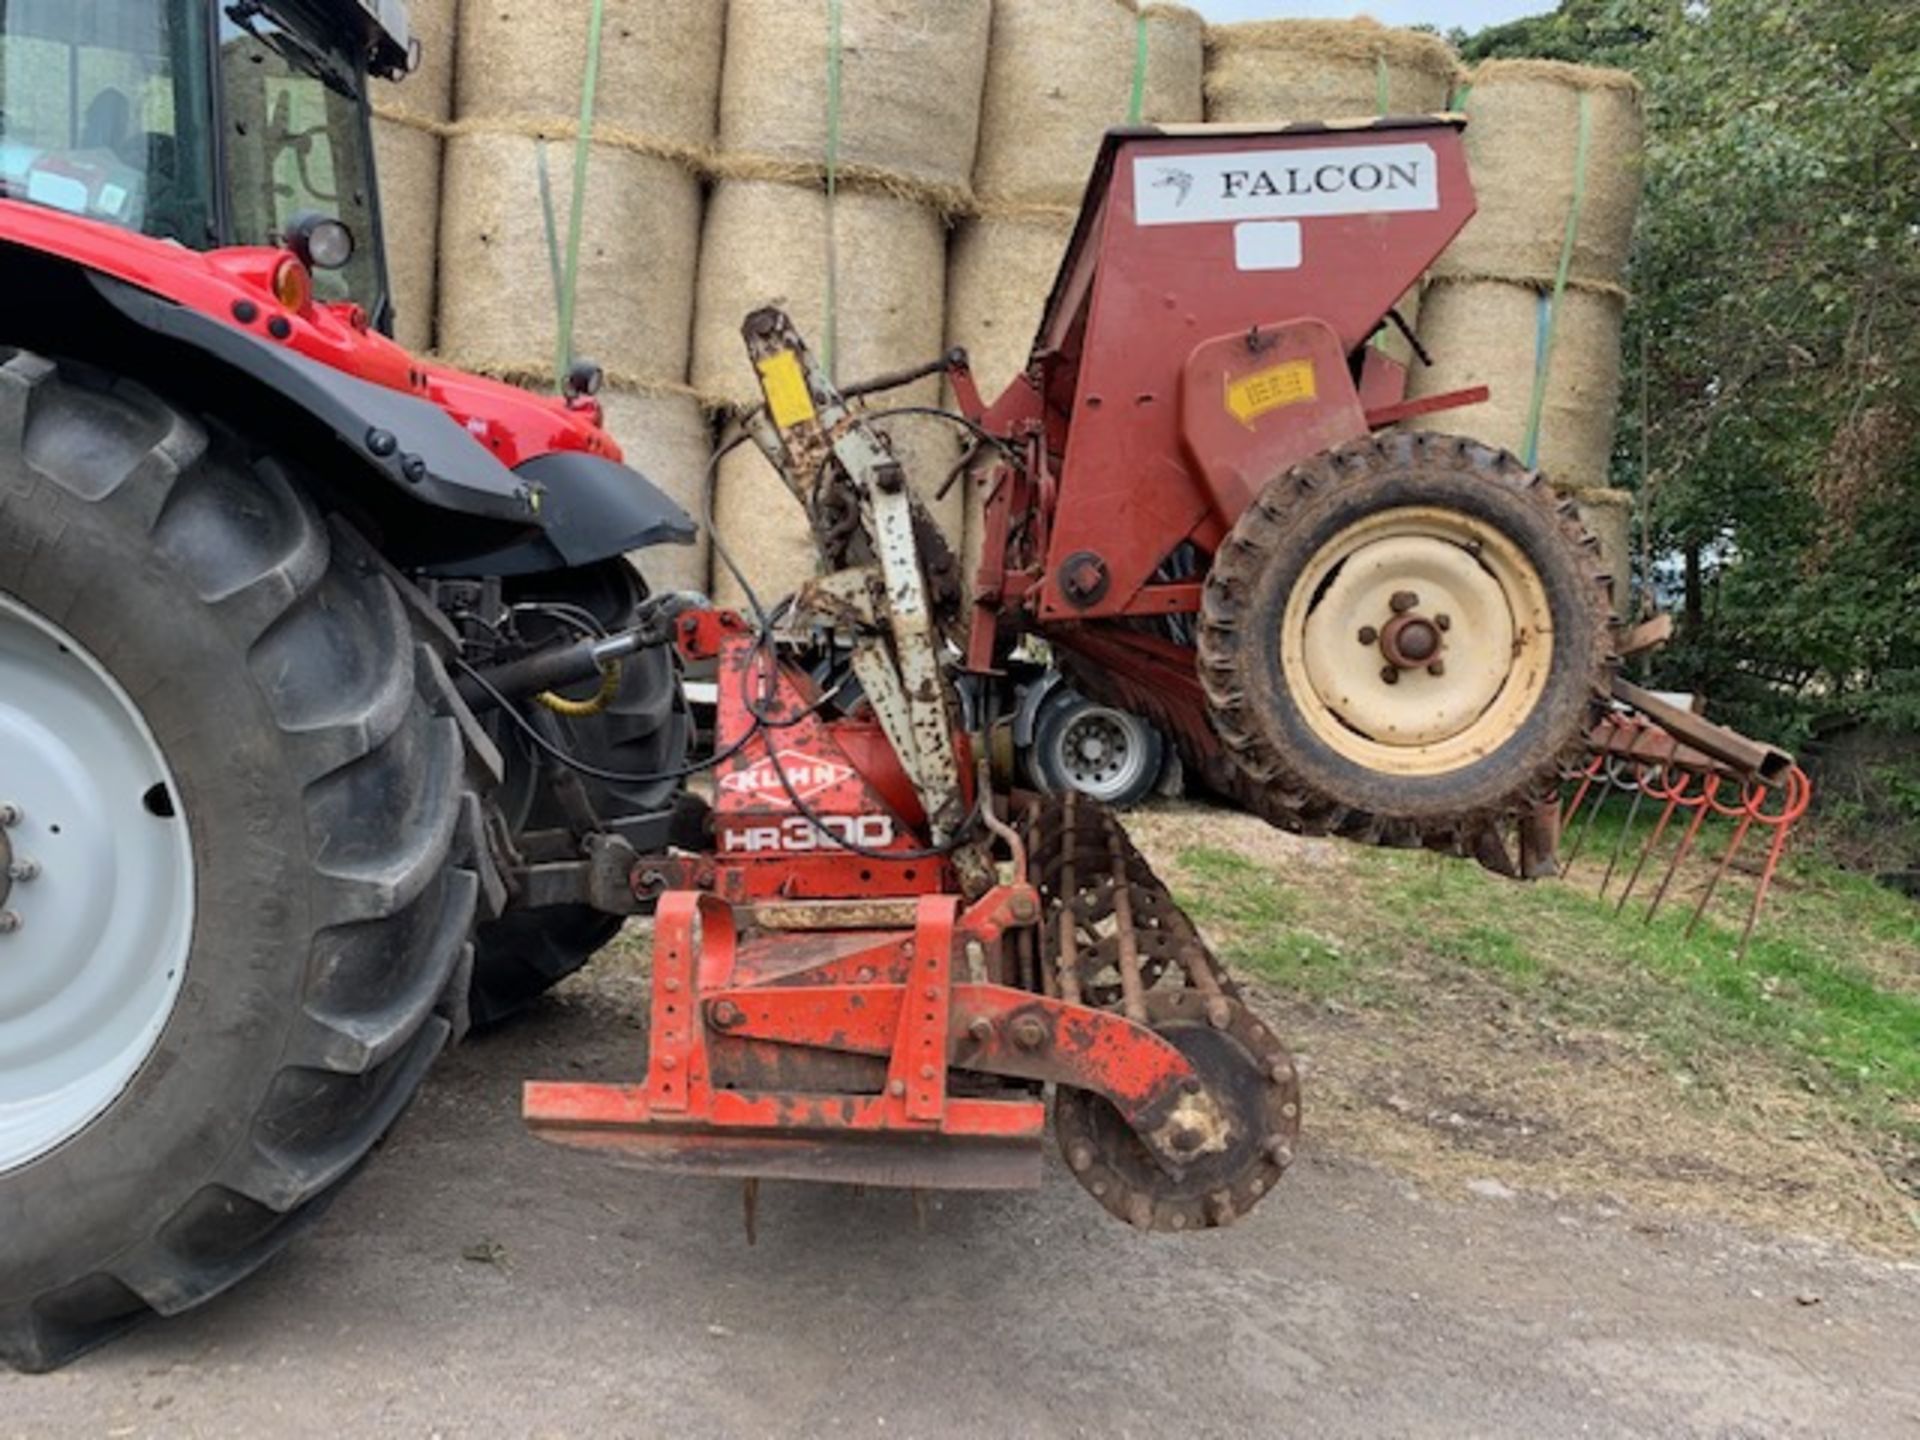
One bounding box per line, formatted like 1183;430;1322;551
1140;5;1208;126
598;387;714;597
376;0;456;124
692;180;961;600
1569;484;1633;613
371;119;443;352
974;0;1205;208
1405;276;1625;492
946;210;1074;408
691;180;946;410
717;0;992;201
454;0;724;151
945;208;1074;590
437;130;703;385
1202;18;1458;124
711;443;814;612
1436;60;1643;290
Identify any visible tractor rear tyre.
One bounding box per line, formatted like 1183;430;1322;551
469;562;694;1026
0;353;493;1371
1198;432;1613;849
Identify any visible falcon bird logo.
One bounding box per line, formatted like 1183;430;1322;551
1153;167;1194;206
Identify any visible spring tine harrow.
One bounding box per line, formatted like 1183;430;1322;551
1565;711;1812;953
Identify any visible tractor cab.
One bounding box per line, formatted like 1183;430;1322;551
0;0;407;327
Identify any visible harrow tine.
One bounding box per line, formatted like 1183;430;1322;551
1644;776;1718;926
1686;808;1756;939
1735;767;1813;960
1598;765;1648;898
1615;771;1691;914
1561;757;1618;875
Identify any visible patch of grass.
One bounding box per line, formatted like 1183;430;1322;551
1166;826;1920;1182
1174;846;1370;1000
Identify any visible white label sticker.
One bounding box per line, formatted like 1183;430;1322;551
1134;144;1439;226
1234;221;1303;271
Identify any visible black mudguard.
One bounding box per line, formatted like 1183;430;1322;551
434;448;697;579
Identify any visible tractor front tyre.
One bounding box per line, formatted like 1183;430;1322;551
0;353;493;1371
1198;432;1613;852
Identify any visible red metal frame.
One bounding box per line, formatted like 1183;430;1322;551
0;198;616;471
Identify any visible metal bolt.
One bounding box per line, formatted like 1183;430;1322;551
7;858;37;883
1266;1138;1294;1168
1380;666;1400;685
1268;1058;1294;1083
1169;1125;1206;1153
1181;1076;1204;1096
1427;661;1446;678
888;1079;906;1097
709;999;743;1029
1434;613;1452;631
1009;1014;1048;1051
0;804;17;827
967;1016;995;1043
0;911;18;935
1008;892;1038;923
1389;590;1419;613
1357;625;1379;646
1206;997;1233;1029
1067;1142;1095;1172
919;1065;936;1081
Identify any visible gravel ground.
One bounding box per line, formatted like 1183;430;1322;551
6;986;1919;1439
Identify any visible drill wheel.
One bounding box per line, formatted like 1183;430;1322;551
1056;990;1301;1231
1198;431;1615;848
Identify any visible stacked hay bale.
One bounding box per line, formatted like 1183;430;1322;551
1202;19;1460;368
440;0;724;594
693;0;992;608
951;0;1206;583
1202;17;1458;122
1405;60;1643;601
370;0;455;352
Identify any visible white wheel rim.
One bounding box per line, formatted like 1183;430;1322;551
1050;705;1154;802
1281;506;1555;777
0;591;194;1173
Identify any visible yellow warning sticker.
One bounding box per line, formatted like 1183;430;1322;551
1225;359;1317;426
757;350;817;431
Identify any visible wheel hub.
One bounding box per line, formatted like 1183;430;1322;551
1285;506;1555;776
0;592;194;1173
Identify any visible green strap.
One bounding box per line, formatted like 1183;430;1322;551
1450;81;1473;112
1374;55;1391;114
1127;14;1150;124
555;0;607;384
822;0;844;379
534;145;566;331
1522;90;1593;469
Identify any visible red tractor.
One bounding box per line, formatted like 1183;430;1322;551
0;1;1786;1371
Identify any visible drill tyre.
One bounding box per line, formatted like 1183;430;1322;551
0;353;497;1371
1198;432;1612;847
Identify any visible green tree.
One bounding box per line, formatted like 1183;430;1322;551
1466;2;1920;848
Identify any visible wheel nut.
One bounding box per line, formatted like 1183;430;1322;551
0;910;18;935
708;999;743;1029
1427;661;1446;678
1380;666;1400;685
7;858;37;882
1357;625;1378;646
1009;1014;1048;1051
1169;1125;1206;1153
967;1016;995;1043
1389;590;1419;613
0;804;18;827
1068;1142;1095;1172
1434;613;1452;631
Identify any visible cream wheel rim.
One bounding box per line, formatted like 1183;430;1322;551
1282;506;1554;777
